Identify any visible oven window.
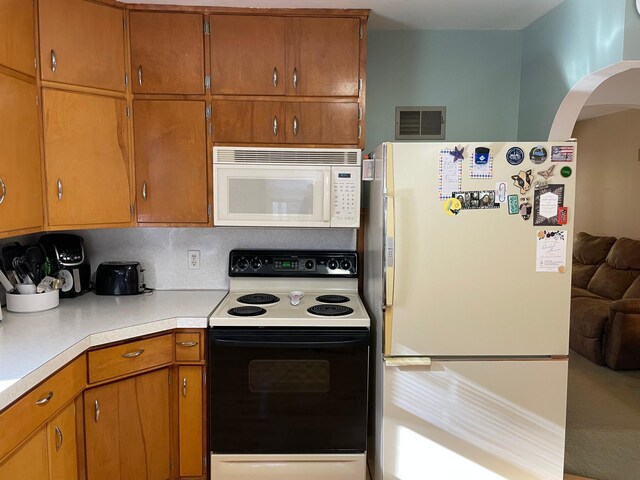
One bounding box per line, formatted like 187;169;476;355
228;178;314;214
249;359;330;393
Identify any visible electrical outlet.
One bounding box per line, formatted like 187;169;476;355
188;250;201;270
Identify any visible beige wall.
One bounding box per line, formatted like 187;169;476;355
572;109;640;240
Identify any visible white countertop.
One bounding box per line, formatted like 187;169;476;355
0;289;227;411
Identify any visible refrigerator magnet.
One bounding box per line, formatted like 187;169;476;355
506;147;525;165
511;169;533;194
558;207;568;225
495;182;507;202
536;164;555;180
529;146;548;164
560;166;572;178
533;184;565;226
551;145;574;162
519;198;532;220
443;197;462;216
507;195;519;214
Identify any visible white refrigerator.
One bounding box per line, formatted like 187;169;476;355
363;142;577;480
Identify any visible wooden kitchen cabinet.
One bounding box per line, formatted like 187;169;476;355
47;402;79;480
42;88;132;229
0;0;36;76
177;366;204;478
0;73;43;238
133;100;209;224
0;427;48;479
84;368;171;480
212;100;286;144
130;11;206;95
210;15;286;96
285;101;360;144
38;0;126;92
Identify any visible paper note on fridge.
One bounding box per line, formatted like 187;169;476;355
536;230;567;273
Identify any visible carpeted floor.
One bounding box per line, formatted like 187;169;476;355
564;350;640;480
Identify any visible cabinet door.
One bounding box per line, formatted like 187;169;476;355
0;428;48;479
85;369;171;480
133;100;208;224
210;15;285;95
286;17;360;97
286;102;359;145
48;402;78;480
0;74;43;236
212;100;285;144
178;366;203;477
0;0;35;75
39;0;125;91
42;89;131;228
130;12;205;94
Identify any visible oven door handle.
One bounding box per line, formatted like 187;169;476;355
212;338;368;349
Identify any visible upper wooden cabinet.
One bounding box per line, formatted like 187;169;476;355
38;0;126;92
286;101;360;144
212;100;286;144
0;74;43;238
133;100;209;224
210;15;361;97
0;0;36;76
42;89;132;228
130;11;206;95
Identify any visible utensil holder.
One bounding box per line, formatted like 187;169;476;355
6;289;60;313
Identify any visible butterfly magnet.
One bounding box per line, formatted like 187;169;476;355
511;169;533;194
537;164;555;180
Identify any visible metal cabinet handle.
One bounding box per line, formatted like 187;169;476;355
292;116;298;136
50;49;57;72
358;125;362;140
142;181;148;201
94;400;100;422
54;426;63;451
121;349;144;358
292;68;298;89
273;116;278;137
35;391;54;406
0;177;6;205
56;179;63;201
177;341;198;347
137;65;143;86
273;67;278;87
182;377;188;397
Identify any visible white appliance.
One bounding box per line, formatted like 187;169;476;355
213;146;361;228
208;250;370;480
363;142;577;480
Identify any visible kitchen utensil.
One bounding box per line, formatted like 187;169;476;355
25;247;43;284
287;290;304;306
16;284;37;295
12;256;35;284
0;268;15;292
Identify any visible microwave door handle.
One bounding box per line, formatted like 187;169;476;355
323;170;331;223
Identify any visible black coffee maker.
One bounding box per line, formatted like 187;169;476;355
39;234;91;298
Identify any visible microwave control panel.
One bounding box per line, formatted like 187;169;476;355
331;166;361;227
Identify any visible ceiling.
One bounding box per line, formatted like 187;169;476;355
121;0;567;30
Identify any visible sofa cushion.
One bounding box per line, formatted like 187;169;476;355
587;263;640;300
607;237;640;270
623;275;640;299
570;297;610;338
571;286;605;300
573;232;616;265
572;262;598;289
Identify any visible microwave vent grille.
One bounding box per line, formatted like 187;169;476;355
215;148;360;165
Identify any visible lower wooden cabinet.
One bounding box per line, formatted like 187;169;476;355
84;368;171;480
47;402;79;480
178;366;204;478
0;427;48;479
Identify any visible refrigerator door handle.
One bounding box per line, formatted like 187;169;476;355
383;193;395;307
384;356;432;367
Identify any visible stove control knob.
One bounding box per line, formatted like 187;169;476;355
236;257;248;270
328;259;338;270
340;260;352;271
250;258;262;270
305;260;315;270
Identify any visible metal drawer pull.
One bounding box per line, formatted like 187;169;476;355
142;181;148;201
50;49;57;72
137;65;143;86
177;341;198;347
35;391;54;406
182;377;188;397
272;116;278;136
292;68;298;88
0;177;6;204
94;400;100;422
273;67;278;87
57;179;63;200
292;116;299;136
55;426;63;451
121;349;145;358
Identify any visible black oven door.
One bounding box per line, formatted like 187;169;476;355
209;327;369;454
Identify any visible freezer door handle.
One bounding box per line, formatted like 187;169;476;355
383;193;395;307
384;356;432;367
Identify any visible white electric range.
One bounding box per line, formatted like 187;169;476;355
208;250;370;480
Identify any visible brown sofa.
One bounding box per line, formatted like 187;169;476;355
571;232;640;369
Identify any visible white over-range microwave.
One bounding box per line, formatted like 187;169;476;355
213;147;361;228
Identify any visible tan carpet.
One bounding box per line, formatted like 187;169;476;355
564;350;640;480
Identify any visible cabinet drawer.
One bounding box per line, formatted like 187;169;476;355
0;355;86;462
88;334;173;383
175;332;204;362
